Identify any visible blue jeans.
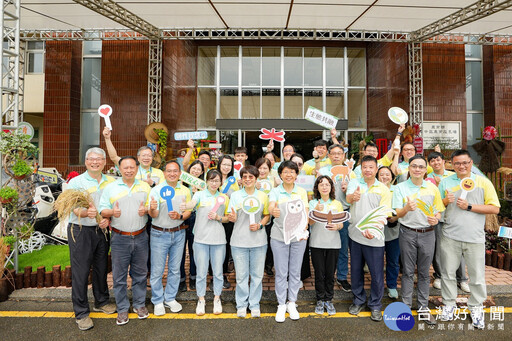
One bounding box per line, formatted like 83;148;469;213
231;245;267;310
111;231;148;313
150;228;186;304
193;242;226;297
180;213;197;281
336;220;350;280
385;238;400;289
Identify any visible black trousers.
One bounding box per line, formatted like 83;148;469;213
311;247;339;301
301;238;311;281
68;223;110;319
264;220;274;269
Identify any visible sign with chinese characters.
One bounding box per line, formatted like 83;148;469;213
422;121;461;149
305;106;338;130
294;175;315;192
498;225;512;239
174;131;208;141
18;122;35;139
413;137;424;154
179;171;206;191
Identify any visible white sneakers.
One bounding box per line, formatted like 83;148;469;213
213;298;223;315
433;278;441;289
251;309;261;318
275;302;300;322
287;302;300;320
196;299;206;316
153;303;166;316
459;282;471;293
164;300;183;313
237;307;247;318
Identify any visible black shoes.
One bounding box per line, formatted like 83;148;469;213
336;279;352;292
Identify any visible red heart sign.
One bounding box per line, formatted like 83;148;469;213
233;162;243;171
100;107;110;116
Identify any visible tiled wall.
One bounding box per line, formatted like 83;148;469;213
161;40;198;158
42;41;82;175
422;43;467;149
483;45;512;167
367;42;409;140
98;40;149;170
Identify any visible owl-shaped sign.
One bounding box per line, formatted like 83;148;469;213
283;199;308;244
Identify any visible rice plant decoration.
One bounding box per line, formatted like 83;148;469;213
416;198;436;217
355;206;396;240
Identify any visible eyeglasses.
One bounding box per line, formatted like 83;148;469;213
281;170;296;175
86;158;105;162
453;161;472;167
330;152;344;156
409;165;427;170
208;179;221;183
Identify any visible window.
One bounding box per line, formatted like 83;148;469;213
26;41;44;74
197;46;366;130
465;44;483;163
80;41;102;163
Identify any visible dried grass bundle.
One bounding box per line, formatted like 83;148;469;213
54;190;103;241
485;213;499;233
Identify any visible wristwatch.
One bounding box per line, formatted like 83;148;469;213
466;204;472;212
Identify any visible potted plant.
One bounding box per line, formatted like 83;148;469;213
0;187;18;205
11;159;32;180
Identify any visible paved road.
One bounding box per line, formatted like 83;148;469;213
2;296;512;340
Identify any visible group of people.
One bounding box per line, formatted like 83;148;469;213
67;125;500;331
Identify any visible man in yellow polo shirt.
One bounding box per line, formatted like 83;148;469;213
438;150;500;330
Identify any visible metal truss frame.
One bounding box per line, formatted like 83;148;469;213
411;0;512;42
72;0;160;39
1;0;21;272
147;40;162;124
408;42;424;138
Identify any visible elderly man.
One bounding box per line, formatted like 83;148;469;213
439;150;500;329
99;156;151;326
67;147;117;330
148;160;191;316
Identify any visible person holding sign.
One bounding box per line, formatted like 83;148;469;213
346;156;391;322
99;156;151;326
179;160;205;292
308;175;345;316
268;161;309;323
182;139;213;172
179;170;229;316
303;140;330;175
255;157;277;276
317;144;355;293
66;148;116;331
147;161;192;316
392;155;444;325
217;155;240;289
438;150;500;329
426;151;469;293
227;166;270;318
103;127;165;187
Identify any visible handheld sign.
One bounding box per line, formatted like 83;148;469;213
459;177;475;200
498;226;512;239
305;106;338;130
388;107;408;125
160;186;175;212
233;161;243;178
223;176;236;194
98;104;113;130
242;196;261;225
210;195;226;214
258;179;273;194
180;171;207;191
259;128;286;143
174;131;208;141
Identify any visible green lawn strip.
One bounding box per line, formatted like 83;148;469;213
16;245;70;272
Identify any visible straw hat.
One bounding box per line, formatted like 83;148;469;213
144;122;168;144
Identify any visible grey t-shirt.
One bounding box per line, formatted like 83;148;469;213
308;199;343;249
192;190;229;245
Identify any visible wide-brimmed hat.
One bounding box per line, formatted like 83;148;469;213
144;122;168;144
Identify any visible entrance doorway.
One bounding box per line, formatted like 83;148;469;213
244;130;324;165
